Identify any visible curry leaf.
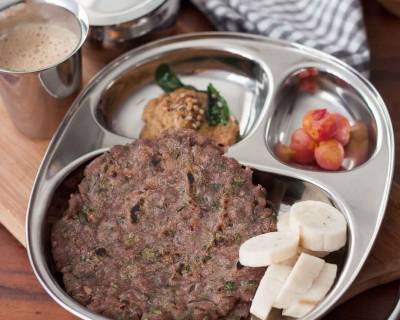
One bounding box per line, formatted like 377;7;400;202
155;64;185;92
206;83;230;126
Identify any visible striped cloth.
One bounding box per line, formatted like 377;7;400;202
191;0;370;76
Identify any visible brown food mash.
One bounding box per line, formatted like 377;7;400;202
140;88;239;146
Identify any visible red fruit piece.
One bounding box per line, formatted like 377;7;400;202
290;128;317;165
333;113;351;146
275;143;294;163
303;109;337;141
298;68;320;94
314;140;344;171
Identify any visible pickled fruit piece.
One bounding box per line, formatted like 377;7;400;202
303;109;337;141
345;121;370;166
275;143;294;163
314;140;344;170
298;68;320;94
333;113;351;146
290;128;317;165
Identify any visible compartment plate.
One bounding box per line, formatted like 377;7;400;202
26;33;394;320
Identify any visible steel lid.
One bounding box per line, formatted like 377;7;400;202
76;0;166;26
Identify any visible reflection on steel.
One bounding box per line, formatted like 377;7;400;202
85;0;180;46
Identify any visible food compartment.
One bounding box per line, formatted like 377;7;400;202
41;150;349;319
252;169;349;318
267;68;377;171
95;48;270;142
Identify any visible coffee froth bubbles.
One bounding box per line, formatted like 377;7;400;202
0;22;79;72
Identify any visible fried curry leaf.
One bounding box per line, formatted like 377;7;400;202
206;83;230;126
155;64;186;92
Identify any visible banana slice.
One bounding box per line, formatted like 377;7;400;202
277;211;291;232
290;200;347;252
250;264;292;320
251;308;282;320
279;254;299;267
274;253;325;309
280;249;328;267
239;232;299;267
298;247;329;258
283;263;337;318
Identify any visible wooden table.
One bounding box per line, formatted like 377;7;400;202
1;0;400;319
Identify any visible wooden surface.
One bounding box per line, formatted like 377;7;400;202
0;0;400;319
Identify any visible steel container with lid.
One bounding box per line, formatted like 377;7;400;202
77;0;180;46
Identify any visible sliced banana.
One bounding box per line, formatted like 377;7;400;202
277;211;291;232
239;232;299;267
250;308;282;320
280;249;328;267
250;264;293;320
283;263;337;318
279;252;300;267
274;253;325;309
298;247;329;258
290;200;347;252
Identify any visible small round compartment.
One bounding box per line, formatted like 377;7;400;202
96;48;270;144
252;169;349;318
267;67;377;171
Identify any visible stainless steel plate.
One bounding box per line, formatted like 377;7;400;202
26;33;394;320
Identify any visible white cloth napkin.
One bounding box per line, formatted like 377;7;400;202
191;0;370;76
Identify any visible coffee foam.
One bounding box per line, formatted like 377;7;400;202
0;22;79;72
